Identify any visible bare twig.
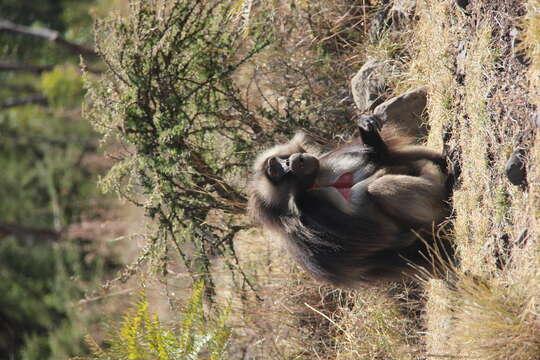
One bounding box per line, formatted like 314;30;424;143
0;61;52;74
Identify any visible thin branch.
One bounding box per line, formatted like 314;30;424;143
0;60;102;74
0;61;52;74
0;94;47;110
0;126;96;151
0;19;97;57
0;221;59;242
76;288;135;306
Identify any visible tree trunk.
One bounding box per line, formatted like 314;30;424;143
0;222;59;242
0;19;97;58
0;94;47;110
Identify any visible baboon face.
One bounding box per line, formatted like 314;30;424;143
265;152;319;191
251;134;320;207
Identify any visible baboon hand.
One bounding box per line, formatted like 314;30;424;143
357;114;383;133
357;114;386;153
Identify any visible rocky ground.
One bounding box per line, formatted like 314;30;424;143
226;0;540;358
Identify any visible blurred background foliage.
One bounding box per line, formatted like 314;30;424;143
0;0;119;358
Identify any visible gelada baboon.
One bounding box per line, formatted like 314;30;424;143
248;115;454;286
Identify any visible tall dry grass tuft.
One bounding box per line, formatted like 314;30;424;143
453;21;496;274
406;0;462;149
523;0;540;89
406;0;540;358
450;274;540;359
330;285;423;360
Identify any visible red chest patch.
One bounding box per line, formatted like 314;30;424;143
311;173;353;201
332;173;353;188
336;187;352;201
333;173;353;201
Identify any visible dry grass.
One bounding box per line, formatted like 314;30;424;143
211;0;540;358
406;0;461;149
454;20;496;275
405;0;540;358
330;286;422;360
212;227;422;359
212;229;338;358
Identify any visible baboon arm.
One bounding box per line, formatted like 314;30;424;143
392;146;447;174
367;174;447;227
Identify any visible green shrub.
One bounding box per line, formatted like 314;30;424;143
87;283;230;360
85;0;272;292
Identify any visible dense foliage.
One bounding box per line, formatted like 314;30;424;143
87;0;272;293
0;0;115;358
87;283;230;360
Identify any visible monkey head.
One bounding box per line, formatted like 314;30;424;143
266;152;319;187
251;132;319;209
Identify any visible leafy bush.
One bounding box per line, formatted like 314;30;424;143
85;0;274;292
41;64;85;108
86;283;230;360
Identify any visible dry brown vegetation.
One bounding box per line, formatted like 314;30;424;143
210;0;540;359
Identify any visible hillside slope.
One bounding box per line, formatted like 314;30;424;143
222;1;539;358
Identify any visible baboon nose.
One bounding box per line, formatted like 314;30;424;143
289;153;304;172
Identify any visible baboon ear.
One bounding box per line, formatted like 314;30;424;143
291;131;308;147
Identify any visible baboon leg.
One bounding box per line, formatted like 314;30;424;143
367;173;447;227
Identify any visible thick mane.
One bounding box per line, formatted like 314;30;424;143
283;191;420;286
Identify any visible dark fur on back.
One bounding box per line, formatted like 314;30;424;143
249;186;446;286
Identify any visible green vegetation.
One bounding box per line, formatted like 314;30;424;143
86;0;269;293
87;284;230;360
0;0;114;358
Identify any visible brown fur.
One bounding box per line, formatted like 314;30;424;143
248;120;453;287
